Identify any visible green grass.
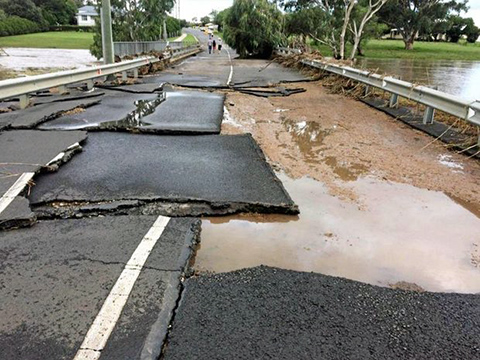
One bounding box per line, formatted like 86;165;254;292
0;31;94;49
183;33;197;43
313;39;480;60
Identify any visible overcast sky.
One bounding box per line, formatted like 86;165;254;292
179;0;480;26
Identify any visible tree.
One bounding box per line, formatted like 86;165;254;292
0;0;45;24
224;0;284;58
378;0;468;50
200;15;210;25
280;0;388;59
34;0;77;25
90;0;176;59
348;0;388;59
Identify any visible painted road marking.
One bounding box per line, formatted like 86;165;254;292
73;215;171;360
0;172;35;215
226;47;233;86
46;143;81;166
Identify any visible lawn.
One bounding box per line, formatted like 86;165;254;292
313;39;480;61
0;31;94;49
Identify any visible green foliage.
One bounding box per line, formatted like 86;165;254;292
166;16;181;37
33;0;77;26
200;16;210;25
0;0;45;24
223;0;284;58
50;24;94;32
0;15;42;36
90;0;176;59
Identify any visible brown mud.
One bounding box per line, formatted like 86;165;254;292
195;80;480;293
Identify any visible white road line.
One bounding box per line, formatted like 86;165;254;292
0;172;35;215
73;215;171;360
226;47;233;86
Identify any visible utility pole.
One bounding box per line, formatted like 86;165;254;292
101;0;114;65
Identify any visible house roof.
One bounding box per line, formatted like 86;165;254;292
77;5;98;16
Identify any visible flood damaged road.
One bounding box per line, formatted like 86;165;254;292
1;28;480;359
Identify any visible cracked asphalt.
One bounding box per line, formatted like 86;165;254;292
2;27;475;360
0;28;304;360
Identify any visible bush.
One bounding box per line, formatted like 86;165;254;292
50;25;94;32
0;15;41;36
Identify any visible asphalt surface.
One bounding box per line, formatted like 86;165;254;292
0;216;200;360
164;266;480;360
0;99;100;129
0;129;86;229
29;132;297;214
37;87;224;134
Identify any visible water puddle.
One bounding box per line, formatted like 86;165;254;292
324;156;369;181
281;118;331;161
196;173;480;293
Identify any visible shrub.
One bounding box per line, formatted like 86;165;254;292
0;15;41;36
49;25;94;32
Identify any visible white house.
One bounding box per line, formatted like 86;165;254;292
77;6;98;26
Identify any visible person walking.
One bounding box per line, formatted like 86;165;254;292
208;38;212;54
212;39;217;54
218;38;223;52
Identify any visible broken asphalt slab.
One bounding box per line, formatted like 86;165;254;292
0;197;36;230
0;130;86;229
37;90;161;130
96;82;164;94
0;130;87;175
163;266;480;360
0;99;101;129
38;88;224;134
29;132;298;216
237;87;307;98
0;216;199;360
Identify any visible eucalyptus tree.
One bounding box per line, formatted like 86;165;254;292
378;0;468;50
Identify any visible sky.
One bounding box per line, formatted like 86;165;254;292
179;0;480;26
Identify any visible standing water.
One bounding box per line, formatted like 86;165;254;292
356;58;480;99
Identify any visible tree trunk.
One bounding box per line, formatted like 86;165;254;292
403;32;415;50
339;0;355;60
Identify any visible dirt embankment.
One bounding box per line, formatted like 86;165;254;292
222;81;480;216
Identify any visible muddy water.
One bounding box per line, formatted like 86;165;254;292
356;58;480;99
196;173;480;294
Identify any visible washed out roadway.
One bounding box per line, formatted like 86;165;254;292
30;132;297;215
0;216;199;360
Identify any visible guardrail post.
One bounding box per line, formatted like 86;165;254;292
133;68;139;79
121;71;127;81
389;93;399;108
19;94;29;109
423;106;435;125
86;79;94;90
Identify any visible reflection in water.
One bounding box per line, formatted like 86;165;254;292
281;118;330;162
196;173;480;294
323;156;369;181
98;93;166;129
356;58;480;99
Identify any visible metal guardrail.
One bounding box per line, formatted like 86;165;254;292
0;43;201;109
275;47;480;136
114;40;199;57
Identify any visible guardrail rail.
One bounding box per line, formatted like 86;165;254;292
275;47;480;145
0;43;201;109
